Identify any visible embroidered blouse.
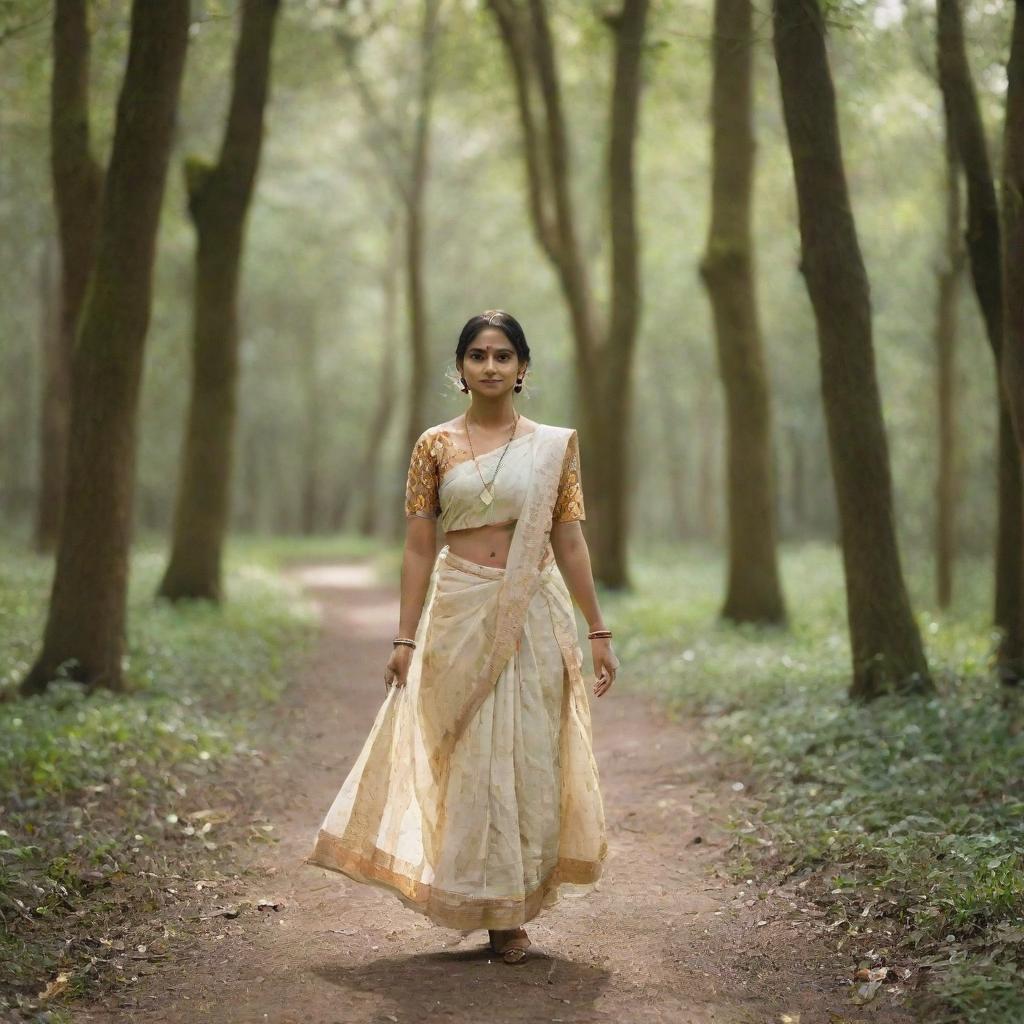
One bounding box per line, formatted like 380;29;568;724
404;425;585;530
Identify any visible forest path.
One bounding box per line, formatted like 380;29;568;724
77;560;911;1024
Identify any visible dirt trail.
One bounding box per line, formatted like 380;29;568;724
77;561;913;1024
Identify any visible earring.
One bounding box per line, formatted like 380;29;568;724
460;376;469;394
514;377;524;393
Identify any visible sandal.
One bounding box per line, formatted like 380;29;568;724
487;927;532;964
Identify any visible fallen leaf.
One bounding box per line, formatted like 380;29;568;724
38;972;71;1002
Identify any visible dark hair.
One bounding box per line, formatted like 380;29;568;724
456;310;531;366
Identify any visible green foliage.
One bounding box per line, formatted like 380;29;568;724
0;541;316;1017
608;541;1024;1023
0;0;1014;551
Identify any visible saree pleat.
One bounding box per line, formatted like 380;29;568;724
307;424;607;930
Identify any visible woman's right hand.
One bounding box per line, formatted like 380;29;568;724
384;644;414;692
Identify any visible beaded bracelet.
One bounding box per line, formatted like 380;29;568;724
587;629;612;640
393;637;417;649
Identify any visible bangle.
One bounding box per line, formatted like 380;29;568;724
393;637;417;648
587;629;612;640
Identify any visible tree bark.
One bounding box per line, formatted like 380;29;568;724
936;0;1023;676
37;0;104;553
358;211;402;536
1000;0;1024;680
699;0;786;624
772;0;932;699
696;388;719;541
402;0;440;457
35;239;63;544
158;0;280;602
20;0;190;695
336;0;441;460
487;0;649;588
934;110;964;610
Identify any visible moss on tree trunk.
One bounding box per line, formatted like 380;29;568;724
158;0;280;602
772;0;933;699
700;0;786;625
21;0;191;695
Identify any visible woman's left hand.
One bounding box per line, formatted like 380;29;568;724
590;638;619;697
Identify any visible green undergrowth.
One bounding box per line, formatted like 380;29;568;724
0;539;318;1020
608;541;1024;1023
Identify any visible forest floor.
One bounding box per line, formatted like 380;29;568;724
73;559;916;1024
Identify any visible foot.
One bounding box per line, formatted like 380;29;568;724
488;927;531;964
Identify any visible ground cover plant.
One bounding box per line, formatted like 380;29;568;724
609;541;1024;1023
0;538;318;1020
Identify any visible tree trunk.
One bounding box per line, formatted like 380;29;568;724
299;309;323;536
400;0;441;456
999;0;1024;681
696;389;719;541
336;2;440;462
359;214;402;536
357;349;398;537
936;0;1023;676
20;0;190;696
598;0;648;588
488;0;649;588
158;0;279;602
772;0;932;699
700;0;786;624
35;239;64;549
935;109;964;609
38;0;104;553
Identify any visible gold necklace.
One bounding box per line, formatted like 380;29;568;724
464;409;520;507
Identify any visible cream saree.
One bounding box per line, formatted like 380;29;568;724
306;425;607;930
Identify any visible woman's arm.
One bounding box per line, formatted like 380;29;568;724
550;521;619;697
550;521;606;630
386;516;438;690
398;516;438;638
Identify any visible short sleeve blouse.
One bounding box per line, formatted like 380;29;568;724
552;429;585;523
404;426;586;523
405;431;442;519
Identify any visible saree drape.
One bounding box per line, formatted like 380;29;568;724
306;425;607;930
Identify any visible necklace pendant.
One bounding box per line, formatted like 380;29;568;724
479;483;494;506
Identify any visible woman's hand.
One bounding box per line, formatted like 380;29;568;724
384;645;414;692
590;638;619;697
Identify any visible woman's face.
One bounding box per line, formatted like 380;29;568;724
459;328;527;396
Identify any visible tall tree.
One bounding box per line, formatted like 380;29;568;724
298;303;324;536
158;0;280;602
20;0;190;695
934;108;964;610
936;0;1023;679
37;0;103;553
486;0;649;588
336;0;442;459
772;0;932;699
700;0;786;624
358;208;402;537
1002;0;1024;682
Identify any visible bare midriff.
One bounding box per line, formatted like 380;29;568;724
445;519;518;569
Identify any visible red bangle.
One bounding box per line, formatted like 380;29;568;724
587;629;612;640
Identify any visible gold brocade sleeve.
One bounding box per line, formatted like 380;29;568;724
405;431;441;519
552;429;585;523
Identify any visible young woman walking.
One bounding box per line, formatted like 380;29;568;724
307;310;618;964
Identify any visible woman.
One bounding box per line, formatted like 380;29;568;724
306;310;618;964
